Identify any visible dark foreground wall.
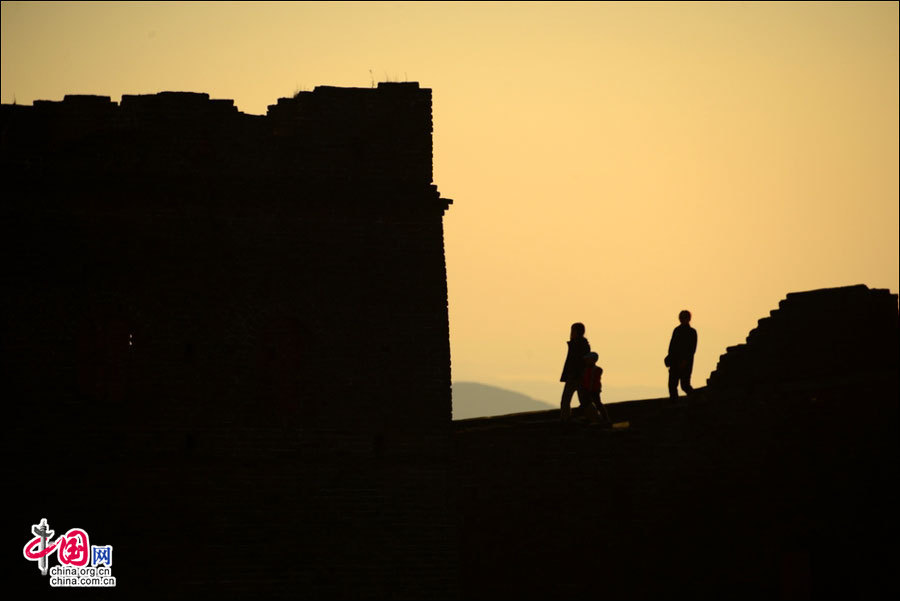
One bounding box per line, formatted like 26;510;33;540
456;381;898;600
3;85;456;599
456;288;898;600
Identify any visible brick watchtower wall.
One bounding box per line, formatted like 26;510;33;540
2;84;456;598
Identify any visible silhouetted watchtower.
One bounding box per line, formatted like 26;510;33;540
2;83;456;598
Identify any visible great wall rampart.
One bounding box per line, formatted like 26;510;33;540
3;86;896;599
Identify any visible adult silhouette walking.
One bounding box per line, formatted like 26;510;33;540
559;322;600;422
665;310;697;400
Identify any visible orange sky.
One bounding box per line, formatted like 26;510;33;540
3;1;898;406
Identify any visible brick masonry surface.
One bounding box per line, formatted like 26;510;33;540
3;85;456;599
3;87;897;600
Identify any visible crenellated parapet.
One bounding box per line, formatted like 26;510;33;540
1;84;446;203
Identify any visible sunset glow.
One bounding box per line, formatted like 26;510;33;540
3;1;897;406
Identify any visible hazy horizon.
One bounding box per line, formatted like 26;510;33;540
3;1;897;407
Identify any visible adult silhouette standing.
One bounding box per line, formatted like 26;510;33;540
665;310;697;400
559;322;599;422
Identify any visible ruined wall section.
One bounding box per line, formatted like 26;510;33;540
707;285;898;392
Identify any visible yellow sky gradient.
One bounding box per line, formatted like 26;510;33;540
3;1;898;405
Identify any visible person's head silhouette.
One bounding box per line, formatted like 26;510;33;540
570;322;585;340
679;310;691;325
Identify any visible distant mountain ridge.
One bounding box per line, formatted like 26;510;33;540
452;382;555;420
